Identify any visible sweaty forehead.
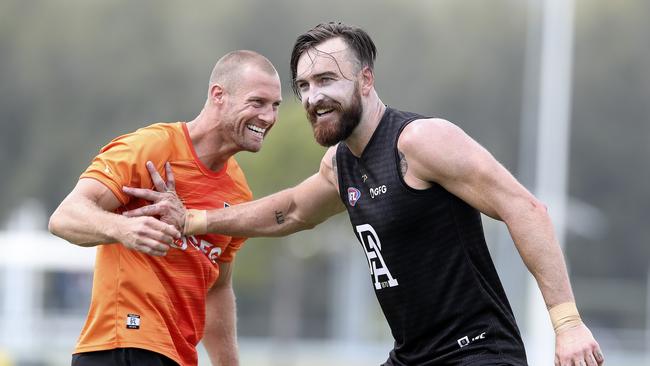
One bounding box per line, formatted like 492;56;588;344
296;38;356;79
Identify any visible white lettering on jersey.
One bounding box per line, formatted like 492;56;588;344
457;331;487;348
355;224;398;290
369;185;387;199
171;235;222;264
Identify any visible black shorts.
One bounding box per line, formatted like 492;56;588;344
71;348;178;366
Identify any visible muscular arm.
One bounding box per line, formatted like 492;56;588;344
399;119;572;306
399;118;602;365
203;261;239;366
49;178;178;255
123;147;346;238
49;179;125;246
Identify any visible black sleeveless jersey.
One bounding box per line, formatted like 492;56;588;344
335;107;528;365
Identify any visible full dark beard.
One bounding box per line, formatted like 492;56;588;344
306;87;363;147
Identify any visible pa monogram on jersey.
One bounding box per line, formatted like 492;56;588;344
355;224;398;290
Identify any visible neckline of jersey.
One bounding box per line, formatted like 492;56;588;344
181;122;229;178
353;106;392;161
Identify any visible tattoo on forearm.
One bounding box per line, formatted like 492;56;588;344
274;210;285;225
398;150;408;177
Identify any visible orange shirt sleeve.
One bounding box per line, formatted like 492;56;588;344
80;126;174;205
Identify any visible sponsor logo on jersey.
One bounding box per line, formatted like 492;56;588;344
369;185;387;199
224;202;230;208
171;235;222;264
457;331;487;348
126;314;141;329
348;187;361;206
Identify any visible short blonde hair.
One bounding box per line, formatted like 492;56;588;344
209;50;278;94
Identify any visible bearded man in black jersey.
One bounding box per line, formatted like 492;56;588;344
123;23;604;366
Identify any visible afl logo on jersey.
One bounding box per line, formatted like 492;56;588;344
348;187;361;206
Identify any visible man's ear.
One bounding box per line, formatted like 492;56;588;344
208;83;225;104
360;66;374;96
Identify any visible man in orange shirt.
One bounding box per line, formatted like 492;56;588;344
49;50;282;366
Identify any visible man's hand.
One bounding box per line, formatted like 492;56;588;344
114;215;179;257
122;161;187;232
555;323;604;366
48;176;180;256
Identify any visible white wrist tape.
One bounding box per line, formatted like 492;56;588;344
183;209;207;236
549;302;583;333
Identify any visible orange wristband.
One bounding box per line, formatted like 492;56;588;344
549;302;583;333
183;209;207;235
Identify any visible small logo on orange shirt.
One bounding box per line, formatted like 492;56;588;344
126;314;141;329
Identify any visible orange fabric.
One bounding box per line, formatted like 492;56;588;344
75;122;252;366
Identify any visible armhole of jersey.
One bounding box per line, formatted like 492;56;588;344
334;143;347;204
394;117;439;195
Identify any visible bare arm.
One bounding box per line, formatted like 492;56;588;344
399;118;602;365
401;120;572;306
205;149;344;237
49;177;179;256
203;261;239;366
123;148;346;238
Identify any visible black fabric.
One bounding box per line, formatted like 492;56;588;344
336;107;528;366
71;348;178;366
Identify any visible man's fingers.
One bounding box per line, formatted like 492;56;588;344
594;348;604;364
149;250;167;257
160;222;181;239
122;205;159;218
146;218;180;241
585;352;597;366
137;238;170;255
146;161;167;192
123;186;163;202
153;231;175;246
137;244;167;257
165;162;176;192
139;246;166;257
149;222;179;243
123;204;166;218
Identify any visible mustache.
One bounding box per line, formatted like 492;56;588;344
306;98;343;118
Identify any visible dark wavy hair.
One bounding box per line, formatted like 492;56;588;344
290;22;377;98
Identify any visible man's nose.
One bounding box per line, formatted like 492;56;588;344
258;106;276;124
306;91;325;107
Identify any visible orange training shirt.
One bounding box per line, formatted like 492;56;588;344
75;122;252;366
